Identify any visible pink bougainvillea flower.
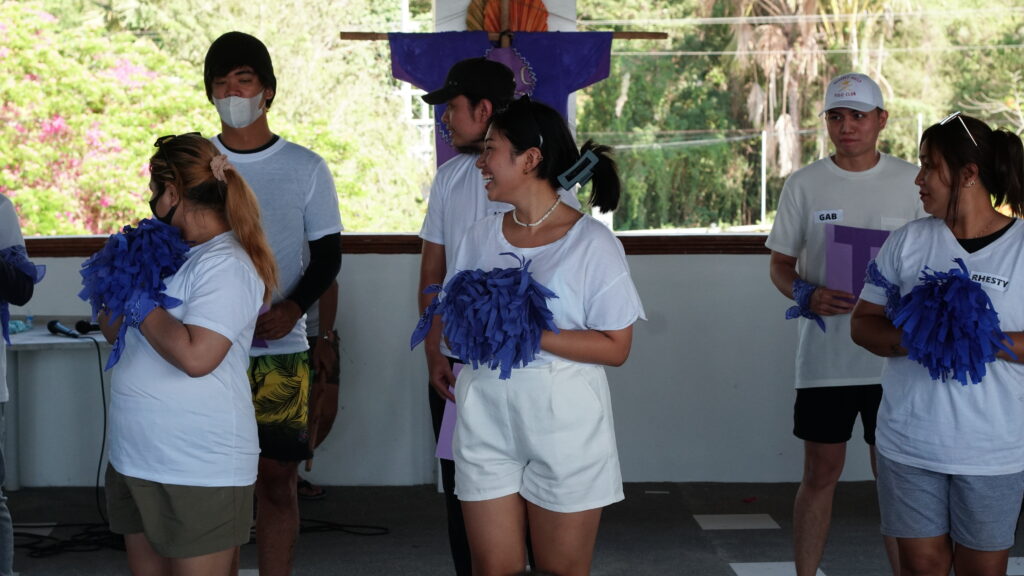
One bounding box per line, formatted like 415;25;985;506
40;114;68;139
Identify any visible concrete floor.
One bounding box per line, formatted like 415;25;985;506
6;481;1024;575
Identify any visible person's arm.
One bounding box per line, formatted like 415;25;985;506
995;332;1024;364
0;258;33;306
850;299;906;357
138;308;232;377
310;280;339;376
256;233;341;340
540;326;634;367
769;251;856;316
419;240;455;402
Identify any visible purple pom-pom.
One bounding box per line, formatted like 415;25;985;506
410;252;559;379
893;258;1014;385
78;219;190;369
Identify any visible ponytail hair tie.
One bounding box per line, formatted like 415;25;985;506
210;154;234;182
557;150;599;190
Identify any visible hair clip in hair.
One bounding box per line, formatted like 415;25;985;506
557;150;599;190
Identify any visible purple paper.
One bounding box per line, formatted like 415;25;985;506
825;224;891;297
435;363;463;461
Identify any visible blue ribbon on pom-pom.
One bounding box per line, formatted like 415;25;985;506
785;278;826;332
410;252;559;379
78;218;190;369
892;258;1014;385
864;260;902;320
0;245;46;344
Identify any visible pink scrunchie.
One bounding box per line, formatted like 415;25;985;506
210;154;234;182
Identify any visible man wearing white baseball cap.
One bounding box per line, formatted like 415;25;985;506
766;72;925;576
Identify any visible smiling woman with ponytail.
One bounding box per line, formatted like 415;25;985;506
98;132;277;575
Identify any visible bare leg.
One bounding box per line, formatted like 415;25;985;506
869;446;900;575
125;533;171;576
255;457;299;576
462;494;528;576
526;502;602;576
793;441;846;576
952;543;1010;576
898;535;953;576
170;547;237;576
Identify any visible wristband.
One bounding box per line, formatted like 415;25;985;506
785;278;826;332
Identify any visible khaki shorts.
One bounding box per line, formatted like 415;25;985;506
105;465;254;558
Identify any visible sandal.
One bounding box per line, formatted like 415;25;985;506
297;477;327;500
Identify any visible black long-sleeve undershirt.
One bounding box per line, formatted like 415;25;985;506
287;233;341;313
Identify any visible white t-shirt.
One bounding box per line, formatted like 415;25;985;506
213;136;343;356
450;214;645;366
419;153;582;273
108;232;265;486
0;195;25;402
766;153;924;388
860;217;1024;475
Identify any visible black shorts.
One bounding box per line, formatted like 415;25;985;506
793;384;882;444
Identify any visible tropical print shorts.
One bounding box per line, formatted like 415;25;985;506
248;351;313;461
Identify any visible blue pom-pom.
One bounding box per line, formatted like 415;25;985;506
893;258;1014;385
410;252;559;379
78;219;190;369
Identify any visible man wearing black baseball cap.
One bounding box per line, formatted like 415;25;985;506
416;57;580;575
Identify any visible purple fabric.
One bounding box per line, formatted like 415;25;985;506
0;245;45;345
389;31;612;166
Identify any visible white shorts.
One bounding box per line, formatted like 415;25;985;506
453;359;623;513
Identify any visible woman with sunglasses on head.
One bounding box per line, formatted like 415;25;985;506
98;133;277;576
852;113;1024;576
444;97;644;576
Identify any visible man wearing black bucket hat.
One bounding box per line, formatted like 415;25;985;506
417;57;580;575
203;31;342;576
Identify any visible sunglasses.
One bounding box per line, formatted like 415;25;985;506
151;132;200;192
939;111;978;147
153;132;201;148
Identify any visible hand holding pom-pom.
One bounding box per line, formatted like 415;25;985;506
411;253;559;379
78;218;189;369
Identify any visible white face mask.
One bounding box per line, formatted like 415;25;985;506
214;93;265;129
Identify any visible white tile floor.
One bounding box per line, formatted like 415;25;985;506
729;562;824;576
693;513;781;530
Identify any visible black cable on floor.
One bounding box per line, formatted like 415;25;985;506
15;523;123;558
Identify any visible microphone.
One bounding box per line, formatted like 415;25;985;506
47;320;81;338
75;320;101;334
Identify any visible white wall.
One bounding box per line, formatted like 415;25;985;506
8;251;874;486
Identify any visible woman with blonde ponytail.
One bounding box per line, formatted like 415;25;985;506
98;132;276;576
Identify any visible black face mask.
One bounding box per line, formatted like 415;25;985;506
149;191;178;226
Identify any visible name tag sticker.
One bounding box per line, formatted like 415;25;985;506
970;272;1010;292
815;209;843;223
